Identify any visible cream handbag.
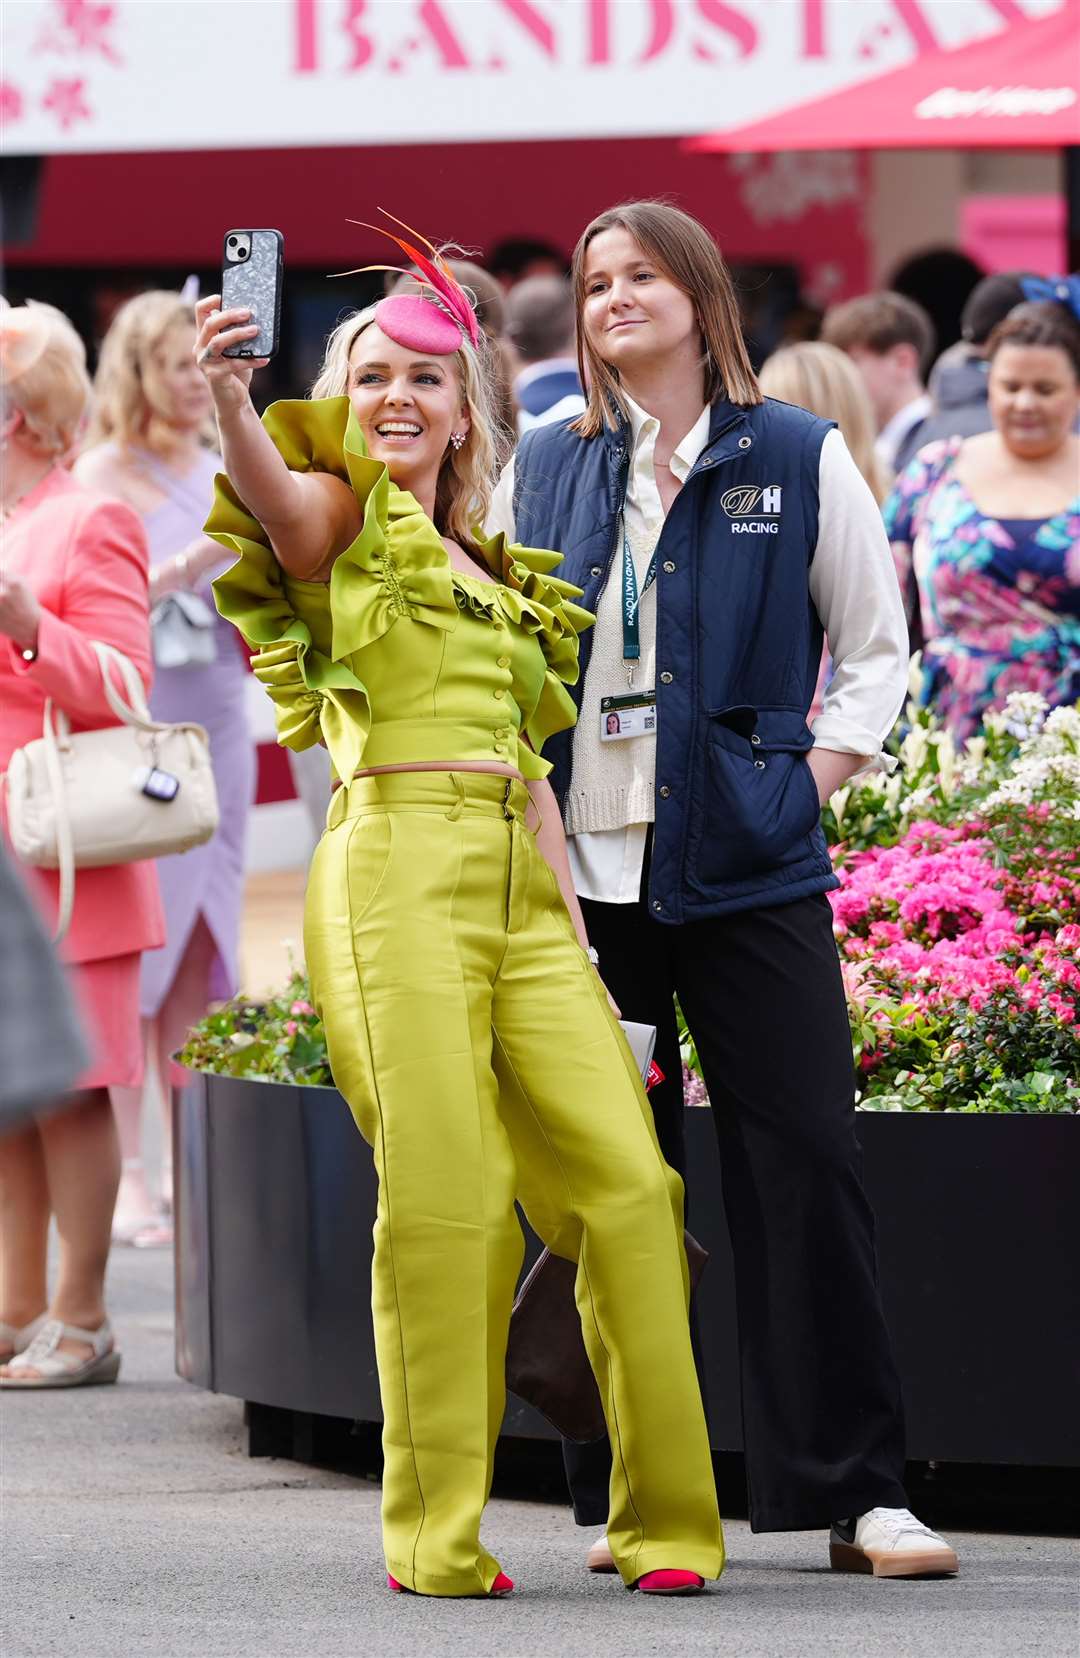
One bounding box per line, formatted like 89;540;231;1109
5;642;219;940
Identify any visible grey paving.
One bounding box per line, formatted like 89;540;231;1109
2;1247;1077;1658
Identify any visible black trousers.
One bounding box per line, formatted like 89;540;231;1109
563;876;908;1533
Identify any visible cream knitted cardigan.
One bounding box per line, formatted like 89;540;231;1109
562;518;660;837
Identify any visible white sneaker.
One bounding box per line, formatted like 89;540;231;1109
829;1507;959;1578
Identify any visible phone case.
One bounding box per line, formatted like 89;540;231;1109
221;229;283;359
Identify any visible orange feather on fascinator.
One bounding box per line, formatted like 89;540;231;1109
0;297;53;384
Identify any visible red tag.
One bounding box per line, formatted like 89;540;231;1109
645;1060;666;1093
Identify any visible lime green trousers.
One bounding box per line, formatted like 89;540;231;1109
305;771;724;1596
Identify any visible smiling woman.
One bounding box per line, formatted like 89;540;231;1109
192;215;726;1600
885;297;1080;740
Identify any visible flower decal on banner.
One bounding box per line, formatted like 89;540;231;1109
726;151;860;226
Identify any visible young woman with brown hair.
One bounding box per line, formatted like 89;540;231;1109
489;201;959;1581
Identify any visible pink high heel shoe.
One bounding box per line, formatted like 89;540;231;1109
633;1569;704;1595
387;1571;514;1598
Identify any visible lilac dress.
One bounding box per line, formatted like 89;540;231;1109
123;445;255;1017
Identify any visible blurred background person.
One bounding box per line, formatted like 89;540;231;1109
822;291;935;476
884;299;1080;740
760;340;893;707
888;247;984;363
0;300;163;1386
0;842;88;1133
505;275;585;434
76;291;254;1247
759;340;889;505
488;236;567;292
918;271;1033;449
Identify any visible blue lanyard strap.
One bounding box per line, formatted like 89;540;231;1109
622;524;658;663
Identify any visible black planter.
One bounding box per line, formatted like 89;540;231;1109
175;1076;1080;1467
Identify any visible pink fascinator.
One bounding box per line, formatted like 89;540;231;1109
0;297;52;385
332;209;481;357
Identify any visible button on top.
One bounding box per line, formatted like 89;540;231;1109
659;785;671;799
750;733;761;745
660;671;673;685
494;688;505;698
662;561;676;574
652;900;663;912
590;565;602;578
497;655;511;669
738;436;752;450
754;759;766;769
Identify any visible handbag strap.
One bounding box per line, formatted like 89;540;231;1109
40;698;76;942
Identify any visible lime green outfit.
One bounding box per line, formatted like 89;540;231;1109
209;398;724;1596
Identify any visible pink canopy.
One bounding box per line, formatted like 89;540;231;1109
689;2;1080;153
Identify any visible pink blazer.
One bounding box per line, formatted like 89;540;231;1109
1;468;165;965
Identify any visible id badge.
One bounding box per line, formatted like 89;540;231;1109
600;690;657;742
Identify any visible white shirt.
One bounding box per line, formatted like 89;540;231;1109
488;403;908;903
875;392;932;474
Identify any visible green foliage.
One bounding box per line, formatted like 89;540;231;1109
178;968;332;1086
184;687;1079;1117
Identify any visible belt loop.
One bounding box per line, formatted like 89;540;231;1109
445;772;467;822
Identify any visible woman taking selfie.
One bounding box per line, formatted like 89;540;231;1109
489;201;958;1580
197;220;723;1600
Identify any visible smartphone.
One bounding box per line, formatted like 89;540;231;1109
221;229;284;359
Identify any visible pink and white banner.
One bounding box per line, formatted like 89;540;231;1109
1;0;1065;155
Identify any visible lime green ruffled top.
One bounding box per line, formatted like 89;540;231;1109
207;397;593;786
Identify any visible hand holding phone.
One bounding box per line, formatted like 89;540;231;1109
194;229;284;414
220;229;283;359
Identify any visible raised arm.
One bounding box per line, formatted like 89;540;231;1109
194;295;358;581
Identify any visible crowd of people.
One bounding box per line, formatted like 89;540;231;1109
0;206;1077;1597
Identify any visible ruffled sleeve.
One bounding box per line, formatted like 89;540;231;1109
208;396;458;782
472;529;594;772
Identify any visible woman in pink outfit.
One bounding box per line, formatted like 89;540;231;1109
0;301;164;1388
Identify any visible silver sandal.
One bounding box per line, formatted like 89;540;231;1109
0;1318;121;1388
0;1312;48;1361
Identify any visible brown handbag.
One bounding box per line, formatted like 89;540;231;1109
505;1231;708;1443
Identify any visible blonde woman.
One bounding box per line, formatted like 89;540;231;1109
197;220;724;1598
0;301;163;1386
759;340;890;504
76;293;255;1245
760;340;892;713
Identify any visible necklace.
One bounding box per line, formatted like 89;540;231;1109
0;463;57;523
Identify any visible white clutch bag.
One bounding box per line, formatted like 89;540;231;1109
619;1020;658;1085
5;641;219;940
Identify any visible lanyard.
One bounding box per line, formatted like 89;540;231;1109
622;523;658;684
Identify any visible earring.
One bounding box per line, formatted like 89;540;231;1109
449;430;467;451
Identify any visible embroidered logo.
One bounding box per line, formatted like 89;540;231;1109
721;483;782;534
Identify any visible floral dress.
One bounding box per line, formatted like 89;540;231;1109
884;438;1080;740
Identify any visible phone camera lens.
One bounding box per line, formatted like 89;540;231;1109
238;248;249;260
227;236;237;248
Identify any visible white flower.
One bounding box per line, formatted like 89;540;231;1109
999;689;1050;739
829;785;851;832
900;725;929;773
932;729;957;798
907;650;924;701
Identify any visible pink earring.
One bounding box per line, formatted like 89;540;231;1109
449;430;467;451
